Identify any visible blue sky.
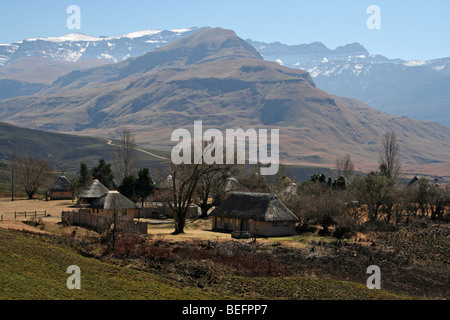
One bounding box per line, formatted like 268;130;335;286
1;0;449;60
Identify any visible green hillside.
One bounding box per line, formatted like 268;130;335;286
0;228;412;300
0;228;226;300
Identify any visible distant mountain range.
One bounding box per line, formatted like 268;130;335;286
247;39;450;127
0;27;448;128
0;28;202;100
0;27;449;181
0;28;201;66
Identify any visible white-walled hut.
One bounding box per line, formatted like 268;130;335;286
210;192;299;237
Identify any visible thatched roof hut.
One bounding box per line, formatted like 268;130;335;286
407;175;419;187
210;192;299;222
210;192;299;237
87;190;138;210
76;179;109;205
49;176;73;200
50;176;71;192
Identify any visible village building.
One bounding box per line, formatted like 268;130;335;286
210;192;299;237
407;175;420;187
87;190;139;217
49;176;73;200
153;175;173;202
76;179;109;207
63;189;146;234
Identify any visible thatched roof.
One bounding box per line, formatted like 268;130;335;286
407;175;419;187
87;191;138;210
155;175;173;190
224;176;248;193
76;179;109;199
210;192;299;222
50;176;71;192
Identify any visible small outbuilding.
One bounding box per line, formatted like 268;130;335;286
210;192;299;237
49;176;73;200
153;175;173;202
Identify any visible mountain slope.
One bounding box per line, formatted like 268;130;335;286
0;28;449;179
47;27;263;92
310;59;450;127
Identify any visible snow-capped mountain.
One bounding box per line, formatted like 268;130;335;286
246;39;406;70
0;28;202;66
0;27;448;127
247;39;450;127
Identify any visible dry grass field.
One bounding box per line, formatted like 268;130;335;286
0;197;306;248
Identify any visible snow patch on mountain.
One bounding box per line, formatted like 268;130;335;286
0;27;201;66
403;60;426;67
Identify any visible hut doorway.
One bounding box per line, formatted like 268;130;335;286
241;219;249;231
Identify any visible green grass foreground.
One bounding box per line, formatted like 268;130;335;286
0;228;411;300
0;228;227;300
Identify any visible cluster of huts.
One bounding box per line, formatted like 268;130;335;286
49;175;299;237
49;176;138;212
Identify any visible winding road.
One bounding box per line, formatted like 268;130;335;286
106;139;170;161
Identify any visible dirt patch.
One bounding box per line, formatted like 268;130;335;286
0;198;76;219
0;220;50;234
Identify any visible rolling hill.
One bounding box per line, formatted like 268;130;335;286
0;122;168;175
0;28;449;179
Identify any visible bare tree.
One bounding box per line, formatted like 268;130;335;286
379;130;402;181
168;162;205;234
195;166;234;218
112;129;139;184
335;153;354;180
4;146;19;201
15;157;53;199
167;157;230;234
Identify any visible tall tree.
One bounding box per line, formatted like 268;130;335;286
195;166;232;218
168;160;226;234
351;173;394;221
112;129;139;184
118;175;138;202
335;153;354;180
136;168;155;207
78;162;92;188
6;149;18;201
15;157;53;199
91;159;115;190
379;130;402;181
70;176;79;202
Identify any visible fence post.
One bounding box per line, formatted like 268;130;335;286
14;211;16;219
